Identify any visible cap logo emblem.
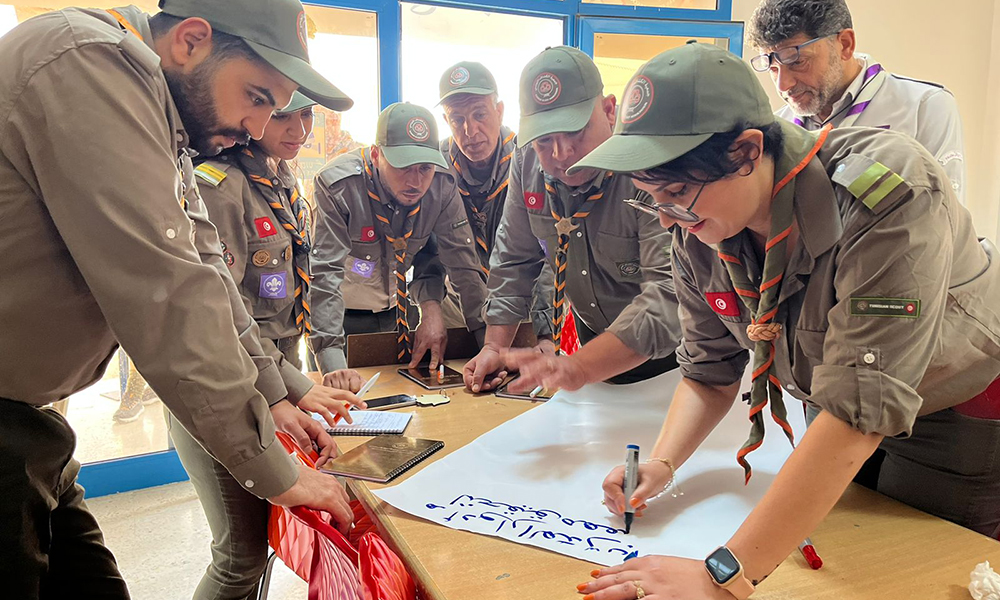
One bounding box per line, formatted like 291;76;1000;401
450;67;471;86
532;72;561;105
296;11;308;53
407;117;430;142
621;75;655;124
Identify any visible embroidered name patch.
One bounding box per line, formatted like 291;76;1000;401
259;272;287;299
523;192;543;209
452;218;469;229
351;258;375;278
850;298;920;318
255;217;277;238
706;291;741;317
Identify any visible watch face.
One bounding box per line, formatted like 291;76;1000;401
705;547;740;584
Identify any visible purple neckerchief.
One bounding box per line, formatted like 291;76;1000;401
794;63;884;127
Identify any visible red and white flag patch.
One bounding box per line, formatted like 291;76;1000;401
523;192;543;210
361;226;377;242
706;291;741;317
254;217;277;238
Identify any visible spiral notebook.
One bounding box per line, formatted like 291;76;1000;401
321;435;445;483
311;410;412;436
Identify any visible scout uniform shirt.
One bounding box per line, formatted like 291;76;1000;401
416;126;555;338
776;53;966;201
673;121;1000;438
310;148;488;373
195;145;317;403
485;144;682;359
0;6;297;497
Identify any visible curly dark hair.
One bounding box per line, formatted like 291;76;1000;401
747;0;853;50
631;122;784;186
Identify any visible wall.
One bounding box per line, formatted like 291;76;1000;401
732;0;998;242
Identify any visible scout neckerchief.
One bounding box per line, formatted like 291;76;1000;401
717;125;830;483
794;62;886;129
363;149;421;363
545;171;614;354
241;146;313;338
449;130;516;275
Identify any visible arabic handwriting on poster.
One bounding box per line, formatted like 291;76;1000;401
426;495;636;557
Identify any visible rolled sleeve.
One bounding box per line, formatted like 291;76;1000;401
484;148;546;326
8;43;297;497
671;231;750;386
606;207;682;360
811;185;950;436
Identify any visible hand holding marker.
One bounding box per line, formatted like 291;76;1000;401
623;444;639;534
332;371;381;424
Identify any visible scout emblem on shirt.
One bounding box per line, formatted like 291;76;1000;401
361;226;377;242
617;261;640;277
523;192;543;209
254;217;277;238
705;291;741;317
283;245;293;261
252;249;270;267
850;298;920;318
533;72;561;105
351;258;375;278
554;217;579;236
259;272;287;298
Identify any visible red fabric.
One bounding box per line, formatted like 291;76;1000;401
523;191;543;210
953;377;1000;420
561;309;580;355
255;216;278;237
361;227;376;242
268;432;417;600
705;291;741;317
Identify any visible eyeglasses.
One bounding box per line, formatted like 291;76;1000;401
749;33;838;72
623;182;707;223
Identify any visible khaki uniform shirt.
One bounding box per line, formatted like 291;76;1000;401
196;147;316;403
310;149;488;372
418;127;555;338
673;124;1000;437
0;7;297;497
776;54;966;201
485;145;682;359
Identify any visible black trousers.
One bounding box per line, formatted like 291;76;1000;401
572;311;679;384
0;398;130;599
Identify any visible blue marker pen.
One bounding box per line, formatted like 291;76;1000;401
623;444;639;534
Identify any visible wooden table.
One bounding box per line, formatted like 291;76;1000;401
335;364;1000;600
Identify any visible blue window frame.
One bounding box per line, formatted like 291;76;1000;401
81;0;737;498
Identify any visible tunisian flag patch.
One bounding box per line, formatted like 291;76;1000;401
523;192;543;210
254;217;277;238
706;291;741;317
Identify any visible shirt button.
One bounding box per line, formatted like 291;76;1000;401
589;302;596;308
576;232;583;238
165;228;176;239
581;270;588;276
466;238;472;243
312;249;319;255
863;352;876;365
836;164;846;173
272;259;278;265
244;480;254;488
365;255;371;260
786;384;796;391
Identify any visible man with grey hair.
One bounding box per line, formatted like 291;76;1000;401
748;0;967;201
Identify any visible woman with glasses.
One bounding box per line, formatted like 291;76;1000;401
571;43;999;600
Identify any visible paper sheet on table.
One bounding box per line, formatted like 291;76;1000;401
374;369;806;566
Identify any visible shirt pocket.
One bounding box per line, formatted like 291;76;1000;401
594;231;642;283
344;241;383;297
244;238;295;316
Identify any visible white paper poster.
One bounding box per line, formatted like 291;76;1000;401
375;370;806;566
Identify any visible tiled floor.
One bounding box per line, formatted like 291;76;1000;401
87;481;307;600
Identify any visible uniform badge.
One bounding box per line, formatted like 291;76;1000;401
361;226;377;242
850;298;920;318
523;192;543;209
283;245;293;261
449;66;470;86
259;272;287;299
254;217;278;238
706;291;741;317
252;249;271;267
407;117;430;142
532;72;561;105
621;75;655;124
220;239;228;252
224;251;235;267
351;258;376;278
617;261;640;277
453;218;471;230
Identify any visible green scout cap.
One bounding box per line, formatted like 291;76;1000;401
517;46;604;148
276;91;316;114
158;0;353;111
375;102;449;169
570;42;774;174
438;61;498;104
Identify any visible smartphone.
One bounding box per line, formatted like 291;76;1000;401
495;377;556;401
397;363;465;390
359;394;417;411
